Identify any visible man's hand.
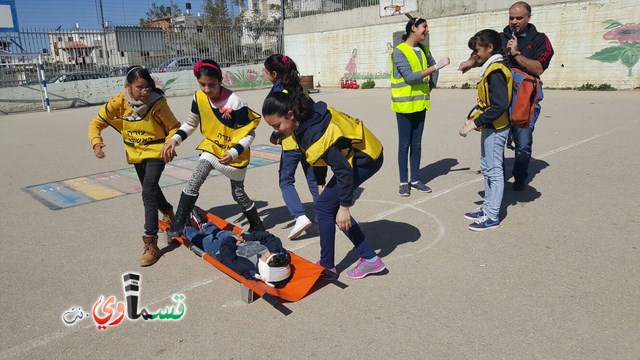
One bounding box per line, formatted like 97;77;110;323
458;58;477;74
507;34;518;55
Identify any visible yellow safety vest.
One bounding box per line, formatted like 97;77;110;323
194;90;261;168
390;42;431;113
98;98;168;164
470;62;513;131
281;135;299;151
302;107;383;167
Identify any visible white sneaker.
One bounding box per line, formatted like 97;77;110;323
288;215;312;240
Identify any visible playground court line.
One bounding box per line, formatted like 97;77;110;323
0;126;624;359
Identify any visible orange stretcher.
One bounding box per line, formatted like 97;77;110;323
159;211;339;314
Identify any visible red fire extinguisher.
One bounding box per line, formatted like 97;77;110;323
340;78;345;89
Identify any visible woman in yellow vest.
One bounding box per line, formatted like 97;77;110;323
391;16;450;196
88;65;181;266
459;29;513;231
162;59;264;237
262;91;385;280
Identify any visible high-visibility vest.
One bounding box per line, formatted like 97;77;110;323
97;97;168;164
469;62;513;131
390;42;430;113
301;107;383;167
195;90;261;168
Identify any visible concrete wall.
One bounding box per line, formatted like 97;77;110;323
0;64;271;114
284;0;640;90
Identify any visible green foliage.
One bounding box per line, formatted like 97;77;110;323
576;83;617;91
461;82;471;89
587;21;640;76
361;79;375;89
140;2;181;24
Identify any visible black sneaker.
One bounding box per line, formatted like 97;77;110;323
411;181;432;193
512;180;525;191
399;184;410;197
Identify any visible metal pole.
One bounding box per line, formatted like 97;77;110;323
280;0;285;54
38;54;51;112
98;0;110;70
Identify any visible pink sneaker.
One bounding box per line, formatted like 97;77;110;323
346;257;385;279
316;260;336;273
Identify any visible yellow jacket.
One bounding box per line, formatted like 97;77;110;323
88;92;181;164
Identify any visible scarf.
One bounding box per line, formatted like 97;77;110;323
124;88;162;118
479;54;505;77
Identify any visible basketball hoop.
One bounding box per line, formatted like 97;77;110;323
384;5;402;14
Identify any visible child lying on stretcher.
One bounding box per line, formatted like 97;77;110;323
183;211;292;288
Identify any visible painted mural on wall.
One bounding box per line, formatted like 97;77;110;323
222;68;271;88
342;44;393;80
588;20;640;76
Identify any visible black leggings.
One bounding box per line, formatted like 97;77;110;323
134;159;172;234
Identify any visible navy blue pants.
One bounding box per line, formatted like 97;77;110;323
316;154;383;268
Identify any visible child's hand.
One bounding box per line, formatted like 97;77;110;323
459;121;477;137
336;206;351;231
162;140;177;163
234;234;244;244
219;152;232;165
93;143;106;159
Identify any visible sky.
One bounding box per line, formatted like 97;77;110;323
13;0;239;30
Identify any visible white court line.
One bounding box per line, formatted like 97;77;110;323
1;125;624;359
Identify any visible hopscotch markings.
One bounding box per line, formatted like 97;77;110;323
89;172;141;194
24;182;92;210
63;177;123;201
23;145;281;210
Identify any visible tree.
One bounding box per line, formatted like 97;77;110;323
139;2;182;25
203;0;232;27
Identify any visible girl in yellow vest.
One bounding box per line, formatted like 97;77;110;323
263;54;322;240
163;60;264;237
88;65;181;266
262;91;385;279
391;16;450;197
459;29;513;231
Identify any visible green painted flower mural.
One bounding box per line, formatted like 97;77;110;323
222;68;271;89
588;20;640;76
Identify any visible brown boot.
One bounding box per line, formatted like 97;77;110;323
158;207;175;233
140;234;160;267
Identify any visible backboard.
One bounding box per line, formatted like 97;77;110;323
379;0;418;18
0;0;18;32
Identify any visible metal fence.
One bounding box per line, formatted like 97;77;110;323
0;23;281;87
284;0;379;18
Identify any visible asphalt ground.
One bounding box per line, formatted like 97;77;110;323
0;88;638;359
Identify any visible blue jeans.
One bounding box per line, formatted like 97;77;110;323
511;83;544;183
183;223;236;256
396;110;426;183
480;127;509;221
279;149;319;219
316;154;383;268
